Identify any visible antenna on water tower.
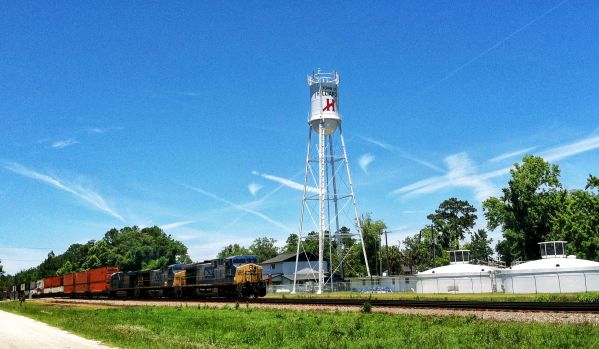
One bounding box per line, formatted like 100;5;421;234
292;69;370;295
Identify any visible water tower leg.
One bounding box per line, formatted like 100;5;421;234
317;120;325;295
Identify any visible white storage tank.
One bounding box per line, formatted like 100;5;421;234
416;250;500;294
498;241;599;294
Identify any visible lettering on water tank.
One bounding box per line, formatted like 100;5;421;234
314;87;337;97
323;99;336;112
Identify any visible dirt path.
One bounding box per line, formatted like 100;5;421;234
0;309;115;349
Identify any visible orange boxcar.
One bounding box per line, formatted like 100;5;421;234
75;283;87;293
88;266;119;293
63;273;74;286
74;271;88;285
44;276;62;288
89;266;119;283
63;273;74;294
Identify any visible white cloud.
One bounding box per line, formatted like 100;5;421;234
52;139;79;149
184;184;292;232
248;182;263;196
360;136;445;173
489;146;536;163
542;135;599;161
160;220;194;230
392;134;599;202
392;153;500;201
254;171;319;194
358;153;375;174
178;91;204;97
85;126;123;134
4;162;124;221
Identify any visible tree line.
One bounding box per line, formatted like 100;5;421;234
1;226;191;287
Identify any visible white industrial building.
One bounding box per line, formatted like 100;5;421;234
416;250;500;294
497;241;599;294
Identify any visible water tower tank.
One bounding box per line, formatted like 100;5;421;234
308;69;341;135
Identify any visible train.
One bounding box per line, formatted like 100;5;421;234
6;255;267;300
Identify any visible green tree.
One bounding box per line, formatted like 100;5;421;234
400;228;449;273
379;245;402;275
0;259;4;277
483;156;563;262
82;255;102;270
282;233;299;254
360;215;387;275
463;229;493;263
56;261;74;276
586;174;599;190
550;175;599;260
427;198;477;249
217;244;250;258
8;226;191;282
249;237;279;262
102;226;190;271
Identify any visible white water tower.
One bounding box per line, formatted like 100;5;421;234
293;69;370;294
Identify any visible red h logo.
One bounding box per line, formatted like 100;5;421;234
323;99;335;112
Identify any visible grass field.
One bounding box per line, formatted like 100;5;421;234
266;291;599;303
1;301;598;349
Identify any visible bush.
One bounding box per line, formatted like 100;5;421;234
361;301;372;313
577;292;599;303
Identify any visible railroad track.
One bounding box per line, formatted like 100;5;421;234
47;297;599;312
249;298;599;312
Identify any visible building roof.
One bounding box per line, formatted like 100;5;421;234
507;256;599;271
261;252;318;264
418;263;497;276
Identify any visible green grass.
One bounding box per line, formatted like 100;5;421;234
1;301;598;349
266;291;599;303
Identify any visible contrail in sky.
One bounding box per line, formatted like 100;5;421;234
185;184;292;232
412;0;569;98
4;162;124;221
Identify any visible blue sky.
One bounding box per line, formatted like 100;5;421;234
1;1;598;274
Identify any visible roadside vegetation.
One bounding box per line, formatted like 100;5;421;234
1;301;598;349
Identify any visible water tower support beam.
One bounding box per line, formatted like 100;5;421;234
317;120;326;294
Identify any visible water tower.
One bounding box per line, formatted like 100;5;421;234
292;69;370;294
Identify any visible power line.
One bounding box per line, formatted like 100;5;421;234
0;246;63;250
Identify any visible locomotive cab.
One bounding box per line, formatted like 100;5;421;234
227;255;266;298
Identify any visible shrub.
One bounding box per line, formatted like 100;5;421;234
361;301;372;313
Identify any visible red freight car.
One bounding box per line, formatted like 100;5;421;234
63;273;74;294
43;276;63;295
88;266;119;293
74;271;88;293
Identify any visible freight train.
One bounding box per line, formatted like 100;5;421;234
7;255;267;300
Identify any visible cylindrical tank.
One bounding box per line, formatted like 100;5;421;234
307;69;341;135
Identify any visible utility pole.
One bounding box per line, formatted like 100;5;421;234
431;225;437;268
384;230;390;275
